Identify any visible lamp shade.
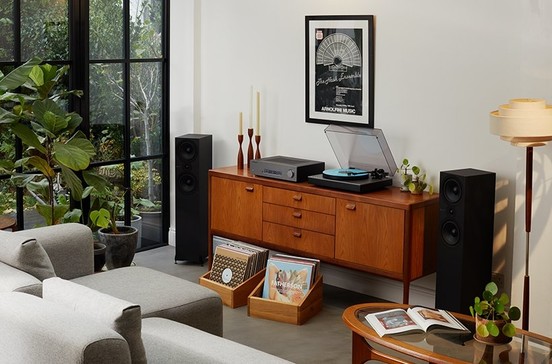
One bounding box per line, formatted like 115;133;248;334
490;98;552;147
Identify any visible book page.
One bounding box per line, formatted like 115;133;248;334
407;307;469;332
365;309;423;337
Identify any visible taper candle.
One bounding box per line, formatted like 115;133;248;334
249;86;253;128
256;91;260;135
239;112;243;135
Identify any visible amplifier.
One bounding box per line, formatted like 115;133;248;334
249;156;325;182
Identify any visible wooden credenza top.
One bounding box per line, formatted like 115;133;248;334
209;165;439;210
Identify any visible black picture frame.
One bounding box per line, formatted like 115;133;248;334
305;15;375;128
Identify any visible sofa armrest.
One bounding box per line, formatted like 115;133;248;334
0;292;131;364
0;261;42;296
16;223;94;279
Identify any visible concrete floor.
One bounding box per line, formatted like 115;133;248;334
133;245;384;364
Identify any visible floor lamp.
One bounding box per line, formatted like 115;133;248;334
489;98;552;331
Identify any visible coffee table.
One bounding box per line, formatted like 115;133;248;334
342;303;552;364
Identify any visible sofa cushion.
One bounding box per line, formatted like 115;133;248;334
142;317;294;364
0;261;42;296
0;292;131;364
43;277;146;364
0;230;56;281
72;266;223;336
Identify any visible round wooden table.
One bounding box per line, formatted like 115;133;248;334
0;216;17;231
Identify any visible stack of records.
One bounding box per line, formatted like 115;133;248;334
210;239;269;288
262;254;321;304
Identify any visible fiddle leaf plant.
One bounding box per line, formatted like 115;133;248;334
469;281;521;338
0;57;95;225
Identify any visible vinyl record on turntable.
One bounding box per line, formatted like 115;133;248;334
322;168;369;180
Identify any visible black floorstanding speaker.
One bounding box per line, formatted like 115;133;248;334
175;134;212;263
435;168;496;314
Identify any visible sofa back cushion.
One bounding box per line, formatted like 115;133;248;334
43;277;147;364
0;292;131;364
0;230;56;281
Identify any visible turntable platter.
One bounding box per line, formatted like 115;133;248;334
322;168;369;181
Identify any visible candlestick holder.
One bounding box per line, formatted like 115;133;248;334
237;134;244;169
247;128;254;167
255;135;261;159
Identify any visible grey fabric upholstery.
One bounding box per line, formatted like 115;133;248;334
15;223;94;279
0;262;42;296
73;266;223;336
0;230;56;280
142;318;294;364
43;277;147;364
0;292;131;364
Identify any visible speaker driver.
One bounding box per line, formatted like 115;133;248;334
178;173;196;193
178;141;196;161
441;220;460;246
443;178;462;204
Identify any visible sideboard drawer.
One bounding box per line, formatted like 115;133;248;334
263;186;335;214
263;203;335;235
263;222;334;259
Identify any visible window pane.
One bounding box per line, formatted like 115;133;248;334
90;0;123;60
130;62;162;157
131;159;162;248
0;1;15;62
130;0;162;59
90;63;124;162
21;0;68;61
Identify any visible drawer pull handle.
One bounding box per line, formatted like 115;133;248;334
346;203;356;211
293;194;302;201
245;186;254;192
293;231;302;238
292;211;302;218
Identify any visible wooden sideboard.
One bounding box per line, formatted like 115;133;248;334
208;166;439;303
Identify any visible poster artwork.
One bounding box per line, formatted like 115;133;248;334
314;28;363;117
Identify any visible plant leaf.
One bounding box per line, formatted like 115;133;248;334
9;123;47;154
60;165;83;201
0;57;42;92
502;323;516;337
28;65;44;87
90;208;111;229
486;282;498;295
32;99;67;134
477;323;489;337
36;203;68;226
67;130;95;158
26;156;55;178
508;306;521;321
486;321;499;337
53;142;91;171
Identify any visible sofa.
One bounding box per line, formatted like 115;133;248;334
0;224;293;363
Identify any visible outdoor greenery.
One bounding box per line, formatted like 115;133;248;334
0;0;165;224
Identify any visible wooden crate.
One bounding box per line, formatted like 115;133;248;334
247;275;323;325
199;269;265;308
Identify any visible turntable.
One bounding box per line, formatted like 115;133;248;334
308;125;397;193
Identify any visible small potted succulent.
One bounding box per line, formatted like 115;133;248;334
397;158;433;195
469;281;521;344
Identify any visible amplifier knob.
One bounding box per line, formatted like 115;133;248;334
287;169;295;178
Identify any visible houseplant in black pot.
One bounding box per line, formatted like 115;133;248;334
469;281;521;344
89;186;138;269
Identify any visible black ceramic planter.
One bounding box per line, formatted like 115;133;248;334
98;226;138;269
93;242;107;272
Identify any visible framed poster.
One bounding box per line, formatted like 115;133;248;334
305;15;375;128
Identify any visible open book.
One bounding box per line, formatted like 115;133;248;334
365;307;470;337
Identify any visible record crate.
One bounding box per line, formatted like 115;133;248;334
199;268;265;308
247;275;323;325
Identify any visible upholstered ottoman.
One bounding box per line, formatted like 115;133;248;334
72;266;222;336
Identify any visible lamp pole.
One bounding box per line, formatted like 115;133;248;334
522;146;533;331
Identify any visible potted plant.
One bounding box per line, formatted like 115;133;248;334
397;158;433;195
89;185;138;269
0;57;97;225
469;281;521;344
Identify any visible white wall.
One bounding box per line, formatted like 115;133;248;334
170;0;552;336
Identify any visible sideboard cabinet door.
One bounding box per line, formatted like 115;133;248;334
210;176;262;240
335;199;405;276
